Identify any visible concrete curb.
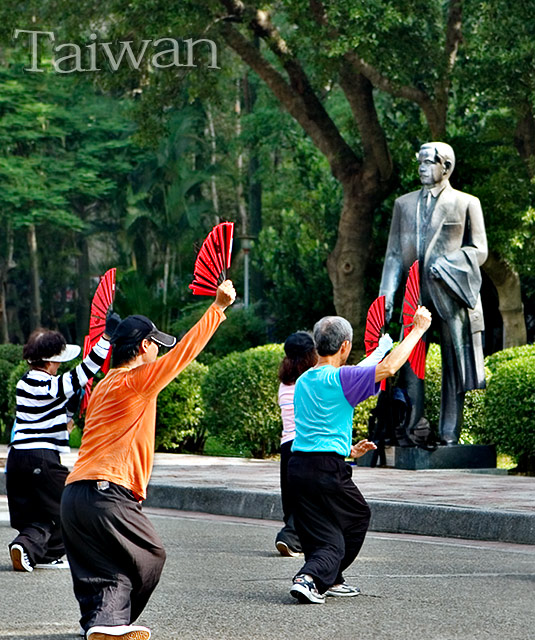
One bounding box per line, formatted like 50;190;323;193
2;474;534;545
144;483;535;546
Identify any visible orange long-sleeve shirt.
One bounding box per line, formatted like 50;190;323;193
66;303;225;500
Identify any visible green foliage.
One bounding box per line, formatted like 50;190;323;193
353;394;378;441
485;344;535;374
255;207;336;340
423;343;442;433
483;355;535;463
0;344;23;364
424;343;488;443
7;360;28;421
155;361;209;452
69;426;83;449
202;344;284;458
0;359;15;442
171;303;268;365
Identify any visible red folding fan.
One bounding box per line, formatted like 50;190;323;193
79;268;116;414
189;222;234;295
364;295;387;390
402;261;426;379
364;295;386;356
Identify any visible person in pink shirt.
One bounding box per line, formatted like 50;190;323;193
275;332;318;557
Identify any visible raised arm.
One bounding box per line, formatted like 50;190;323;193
374;306;432;382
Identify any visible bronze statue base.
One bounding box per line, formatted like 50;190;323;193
357;444;496;470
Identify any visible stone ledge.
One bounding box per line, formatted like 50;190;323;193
357;444;497;470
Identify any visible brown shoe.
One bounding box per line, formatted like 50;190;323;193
87;625;151;640
10;544;34;572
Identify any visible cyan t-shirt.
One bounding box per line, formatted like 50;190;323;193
292;363;379;457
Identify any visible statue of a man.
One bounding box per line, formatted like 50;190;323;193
379;142;487;445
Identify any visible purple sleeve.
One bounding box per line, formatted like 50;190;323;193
339;364;380;407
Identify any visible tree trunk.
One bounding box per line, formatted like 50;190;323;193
76;232;91;341
206;103;220;223
0;220;15;343
27;223;42;331
514;106;535;179
482;251;527;348
327;173;377;358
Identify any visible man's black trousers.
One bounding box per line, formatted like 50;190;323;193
6;447;68;564
287;452;371;593
61;480;166;632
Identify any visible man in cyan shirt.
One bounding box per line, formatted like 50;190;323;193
289;307;431;604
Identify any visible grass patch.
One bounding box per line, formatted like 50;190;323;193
202;436;252;458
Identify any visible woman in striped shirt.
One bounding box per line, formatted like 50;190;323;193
7;320;115;573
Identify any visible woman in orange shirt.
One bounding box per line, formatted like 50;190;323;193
61;281;235;640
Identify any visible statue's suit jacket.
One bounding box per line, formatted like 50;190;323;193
380;182;488;390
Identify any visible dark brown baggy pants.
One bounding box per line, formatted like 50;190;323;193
288;452;371;594
61;480;166;633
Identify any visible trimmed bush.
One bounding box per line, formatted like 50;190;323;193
171;303;268;365
7;361;28;417
353;394;378;440
155;360;209;452
0;344;23;364
423;343;442;432
482;355;535;470
202;344;284;458
485;344;535;374
0;359;15;442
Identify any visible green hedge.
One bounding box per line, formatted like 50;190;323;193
155;360;209;452
0;344;23;364
202;344;284;458
483;355;535;467
171;303;268;365
485;344;535;373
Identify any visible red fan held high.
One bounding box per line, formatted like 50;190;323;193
189;222;234;296
364;296;386;357
364;295;387;391
402;261;426;379
79;268;116;414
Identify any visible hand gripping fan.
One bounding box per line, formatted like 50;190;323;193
79;268;117;415
189;222;234;295
402;260;426;379
364;295;387;391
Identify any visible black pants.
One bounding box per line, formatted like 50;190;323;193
61;481;166;632
275;440;301;551
287;453;371;593
6;447;69;564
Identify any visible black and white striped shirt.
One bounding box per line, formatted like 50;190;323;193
11;336;111;453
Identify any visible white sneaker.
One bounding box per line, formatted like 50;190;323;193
290;574;325;604
10;544;33;572
325;582;361;597
87;625;151;640
35;558;70;569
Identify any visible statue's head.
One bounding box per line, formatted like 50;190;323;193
417;142;455;187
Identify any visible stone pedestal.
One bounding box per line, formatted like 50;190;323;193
357;444;496;470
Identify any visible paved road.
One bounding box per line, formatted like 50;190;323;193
1;498;534;640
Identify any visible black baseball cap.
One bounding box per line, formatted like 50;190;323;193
284;331;315;359
110;315;176;348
